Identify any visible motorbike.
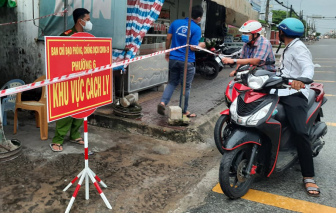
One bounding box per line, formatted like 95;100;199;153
195;48;222;80
215;65;327;199
217;43;242;68
214;62;276;154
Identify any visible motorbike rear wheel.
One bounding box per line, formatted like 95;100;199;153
219;145;255;199
200;60;219;80
214;114;231;155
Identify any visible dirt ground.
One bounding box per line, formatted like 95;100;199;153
0;127;220;213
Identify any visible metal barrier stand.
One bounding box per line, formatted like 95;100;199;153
63;117;112;213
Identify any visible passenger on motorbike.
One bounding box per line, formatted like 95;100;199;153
221;20;276;76
277;18;320;196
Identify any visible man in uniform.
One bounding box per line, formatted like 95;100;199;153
50;8;93;152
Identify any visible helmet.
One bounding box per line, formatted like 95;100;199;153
239;20;262;34
277;18;304;37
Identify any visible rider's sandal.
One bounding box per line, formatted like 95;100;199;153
303;178;320;197
49;144;63;152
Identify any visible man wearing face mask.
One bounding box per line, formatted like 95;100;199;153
221;20;275;77
50;8;92;152
277;18;319;197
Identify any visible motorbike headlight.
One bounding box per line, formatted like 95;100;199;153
247;75;269;90
247;103;272;125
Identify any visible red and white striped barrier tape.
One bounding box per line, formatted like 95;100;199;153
0;44;188;98
0;9;67;26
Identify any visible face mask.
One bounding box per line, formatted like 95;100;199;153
241;34;251;43
81;19;93;31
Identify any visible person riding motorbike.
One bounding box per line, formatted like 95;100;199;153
277;18;320;196
221;20;276;76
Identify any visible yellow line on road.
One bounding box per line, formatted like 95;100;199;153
314;80;335;83
327;122;336;127
213;183;336;213
316;66;333;68
325;94;336;97
315;71;334;73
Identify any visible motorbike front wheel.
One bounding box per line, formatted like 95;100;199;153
200;60;219;80
219;145;255;199
214;114;231;155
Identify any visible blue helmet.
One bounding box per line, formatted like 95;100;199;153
277;18;304;37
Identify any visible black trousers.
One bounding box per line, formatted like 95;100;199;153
279;93;314;177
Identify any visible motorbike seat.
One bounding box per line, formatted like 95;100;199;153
275;90;316;125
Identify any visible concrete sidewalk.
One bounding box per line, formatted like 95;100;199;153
89;68;232;143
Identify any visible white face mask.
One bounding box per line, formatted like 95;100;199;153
81;19;93;31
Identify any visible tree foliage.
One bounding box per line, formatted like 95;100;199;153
271;10;310;37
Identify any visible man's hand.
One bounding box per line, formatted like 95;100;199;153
229;70;236;77
198;42;206;49
222;57;234;64
165;52;170;62
291;80;305;90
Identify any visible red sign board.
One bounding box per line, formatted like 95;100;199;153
45;34;112;122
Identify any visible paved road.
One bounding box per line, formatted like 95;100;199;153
186;39;336;213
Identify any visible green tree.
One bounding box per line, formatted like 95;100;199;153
272;10;287;25
271;10;310;37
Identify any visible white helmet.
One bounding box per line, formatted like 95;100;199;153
239;20;262;34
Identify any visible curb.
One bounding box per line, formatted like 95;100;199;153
88;102;227;143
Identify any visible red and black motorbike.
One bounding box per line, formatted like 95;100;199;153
216;65;327;199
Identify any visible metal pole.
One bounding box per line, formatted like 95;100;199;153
64;0;68;31
265;0;270;23
181;0;193;115
0;102;3;143
305;16;308;39
289;5;292;17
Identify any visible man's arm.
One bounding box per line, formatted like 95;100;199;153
189;27;202;52
291;49;314;90
190;42;206;51
165;34;173;61
223;57;260;66
166;34;172;49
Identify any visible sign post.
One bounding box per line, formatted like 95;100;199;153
45;33;113;212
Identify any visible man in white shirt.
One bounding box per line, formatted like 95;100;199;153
277;18;319;197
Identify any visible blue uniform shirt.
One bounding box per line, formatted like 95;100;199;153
168;18;201;63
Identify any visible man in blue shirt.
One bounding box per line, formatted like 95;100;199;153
158;5;205;118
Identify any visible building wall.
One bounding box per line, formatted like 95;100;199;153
0;0;45;88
